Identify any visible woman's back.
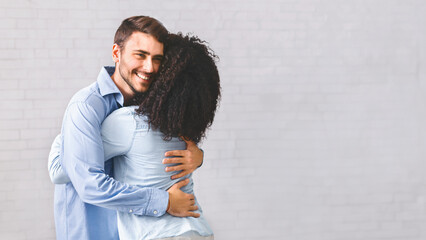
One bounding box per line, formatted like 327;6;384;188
102;106;213;240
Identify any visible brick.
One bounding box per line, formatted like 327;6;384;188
16;19;48;29
29;0;87;9
0;130;19;140
20;129;51;140
0;39;15;49
0;150;19;161
0;119;28;130
0;18;16;29
6;8;36;18
0;90;25;99
0;49;23;59
37;9;68;19
61;29;89;39
0;160;30;171
43;39;73;49
28;29;60;39
0;29;28;38
0;100;33;109
0;140;27;150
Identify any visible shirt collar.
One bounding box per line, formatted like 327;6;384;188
97;66;124;106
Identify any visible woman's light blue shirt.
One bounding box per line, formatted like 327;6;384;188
102;106;213;240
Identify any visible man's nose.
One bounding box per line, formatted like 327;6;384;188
143;59;154;73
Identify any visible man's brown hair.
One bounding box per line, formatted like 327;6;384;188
114;16;169;50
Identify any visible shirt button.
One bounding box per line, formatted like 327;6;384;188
153;210;158;215
129;209;133;213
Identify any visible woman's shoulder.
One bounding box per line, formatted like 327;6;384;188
106;106;149;128
107;106;146;119
102;106;137;132
111;105;137;116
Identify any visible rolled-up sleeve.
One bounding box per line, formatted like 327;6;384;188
60;101;168;217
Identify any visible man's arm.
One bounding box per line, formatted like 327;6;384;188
48;130;204;184
60;101;169;217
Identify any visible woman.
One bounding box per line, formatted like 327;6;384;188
50;33;221;240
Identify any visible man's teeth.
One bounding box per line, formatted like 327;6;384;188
136;73;149;80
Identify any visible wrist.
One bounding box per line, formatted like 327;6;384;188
166;193;171;212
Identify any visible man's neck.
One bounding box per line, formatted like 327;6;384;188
111;71;133;106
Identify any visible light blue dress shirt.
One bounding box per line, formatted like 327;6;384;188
54;66;168;240
102;106;213;240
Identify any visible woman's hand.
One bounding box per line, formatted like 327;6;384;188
163;138;203;180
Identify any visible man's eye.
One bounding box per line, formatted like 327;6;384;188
153;58;162;63
138;54;146;58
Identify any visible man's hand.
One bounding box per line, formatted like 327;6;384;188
163;138;203;180
167;179;200;218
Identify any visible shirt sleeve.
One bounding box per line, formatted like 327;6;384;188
48;134;71;184
46;109;131;185
101;107;136;160
60;102;168;217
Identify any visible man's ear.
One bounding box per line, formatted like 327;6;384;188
112;44;120;63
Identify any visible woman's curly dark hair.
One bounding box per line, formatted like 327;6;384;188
135;33;221;143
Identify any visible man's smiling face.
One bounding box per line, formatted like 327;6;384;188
113;31;164;96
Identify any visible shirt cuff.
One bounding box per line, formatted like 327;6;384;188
145;189;169;217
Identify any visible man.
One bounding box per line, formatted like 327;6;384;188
51;16;204;240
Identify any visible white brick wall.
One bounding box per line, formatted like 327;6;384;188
2;0;426;239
